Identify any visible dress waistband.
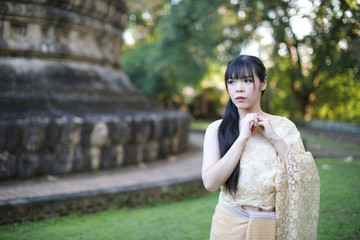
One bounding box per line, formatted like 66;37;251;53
242;205;275;212
220;203;276;222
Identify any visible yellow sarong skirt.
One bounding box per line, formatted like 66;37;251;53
210;203;276;240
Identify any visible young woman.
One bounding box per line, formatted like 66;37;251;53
202;55;320;240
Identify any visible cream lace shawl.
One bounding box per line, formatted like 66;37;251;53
218;117;320;239
275;118;320;240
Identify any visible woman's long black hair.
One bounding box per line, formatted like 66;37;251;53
218;55;267;196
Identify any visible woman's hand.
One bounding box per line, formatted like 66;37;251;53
239;113;260;140
256;115;289;160
256;115;278;141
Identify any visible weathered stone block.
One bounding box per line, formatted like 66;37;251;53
17;151;40;178
38;149;53;176
81;146;92;171
50;146;75;175
158;137;171;159
178;132;189;152
171;135;181;154
112;144;124;167
5;123;21;153
100;145;113;169
144;141;159;162
180;113;192;132
124;144;144;166
89;146;101;171
0;151;16;179
131;115;151;144
149;113;165;140
73;145;84;172
20;119;47;152
0;122;6;151
80;120;94;147
164;114;178;137
107;117;130;144
106;118;118;145
90;121;109;147
59;117;82;147
46;119;62;151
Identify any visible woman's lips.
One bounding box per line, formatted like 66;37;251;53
236;97;246;102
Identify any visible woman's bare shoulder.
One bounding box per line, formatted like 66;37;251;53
203;120;222;148
204;119;223;137
206;119;222;131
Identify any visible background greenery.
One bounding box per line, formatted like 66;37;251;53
123;0;360;123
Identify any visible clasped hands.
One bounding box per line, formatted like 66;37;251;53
239;113;277;141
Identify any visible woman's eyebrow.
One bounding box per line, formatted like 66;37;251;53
230;76;252;80
241;75;253;78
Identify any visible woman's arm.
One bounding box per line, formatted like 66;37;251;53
201;114;258;192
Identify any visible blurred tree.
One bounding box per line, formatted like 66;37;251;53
218;0;359;121
189;86;225;119
123;0;360;122
313;68;360;123
123;0;164;47
123;0;223;108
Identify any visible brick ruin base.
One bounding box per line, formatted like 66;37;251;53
0;111;190;180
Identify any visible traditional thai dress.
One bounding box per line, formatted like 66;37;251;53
210;117;320;240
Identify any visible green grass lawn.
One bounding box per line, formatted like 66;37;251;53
1;158;359;240
317;158;360;239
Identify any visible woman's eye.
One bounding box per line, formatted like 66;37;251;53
227;80;235;85
245;79;253;83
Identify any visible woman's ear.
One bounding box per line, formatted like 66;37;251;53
261;77;268;91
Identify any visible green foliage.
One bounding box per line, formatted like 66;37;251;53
123;41;163;96
266;60;304;119
313;68;360;123
123;0;223;104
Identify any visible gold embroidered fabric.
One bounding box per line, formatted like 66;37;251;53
218;117;320;239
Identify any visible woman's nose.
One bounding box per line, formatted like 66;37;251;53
236;82;244;92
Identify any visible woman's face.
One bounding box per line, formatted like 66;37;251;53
227;71;267;111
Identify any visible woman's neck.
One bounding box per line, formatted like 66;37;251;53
238;107;264;120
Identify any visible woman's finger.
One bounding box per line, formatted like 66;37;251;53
256;115;265;122
249;121;254;134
